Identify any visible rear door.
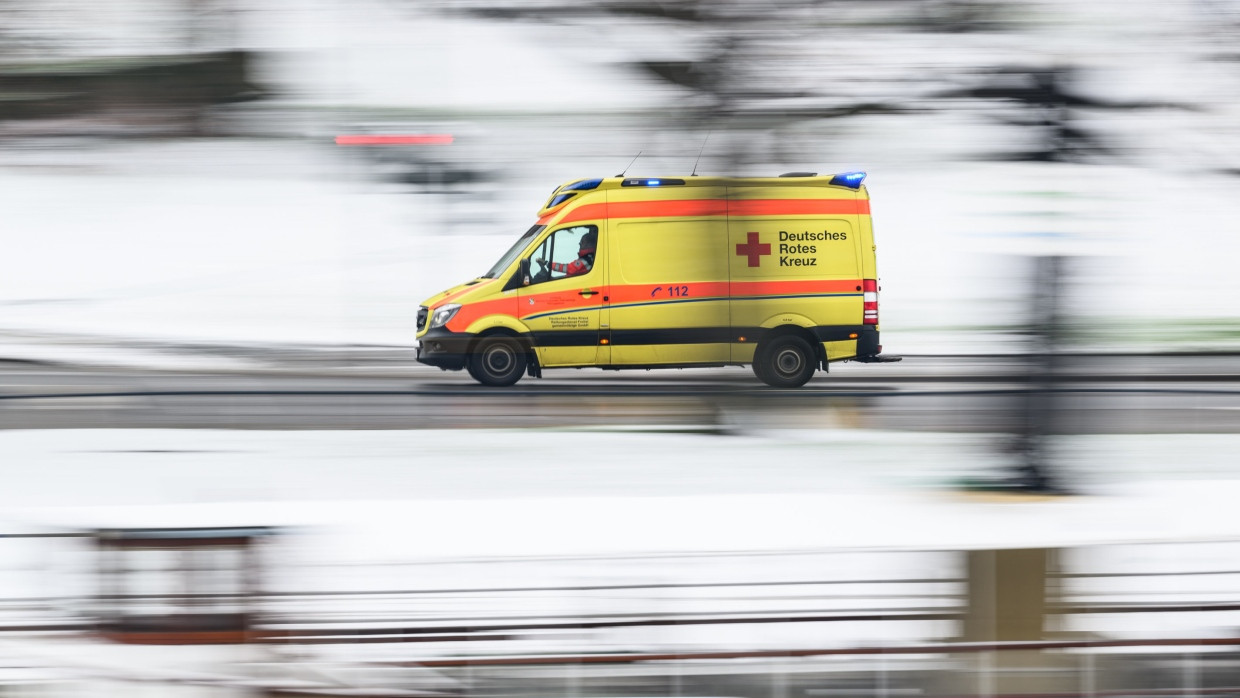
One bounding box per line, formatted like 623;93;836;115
727;185;864;362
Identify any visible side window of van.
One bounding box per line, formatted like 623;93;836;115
529;225;598;285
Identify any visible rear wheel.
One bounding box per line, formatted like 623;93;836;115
468;336;527;387
754;335;816;388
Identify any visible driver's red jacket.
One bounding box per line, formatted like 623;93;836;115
551;253;593;277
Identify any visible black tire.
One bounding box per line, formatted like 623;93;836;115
754;335;816;388
468;336;527;387
465;357;485;383
751;343;773;384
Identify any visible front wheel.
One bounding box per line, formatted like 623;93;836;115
469;336;527;387
754;335;816;388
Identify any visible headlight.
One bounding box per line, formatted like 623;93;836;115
430;303;461;328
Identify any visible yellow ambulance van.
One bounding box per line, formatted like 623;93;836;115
415;171;894;388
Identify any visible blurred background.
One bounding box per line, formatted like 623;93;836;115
3;0;1240;695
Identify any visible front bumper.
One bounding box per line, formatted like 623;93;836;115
415;327;474;371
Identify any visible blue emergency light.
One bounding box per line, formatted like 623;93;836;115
563;178;603;192
621;178;686;187
828;171;867;189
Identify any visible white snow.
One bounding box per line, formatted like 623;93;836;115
3;427;1240;555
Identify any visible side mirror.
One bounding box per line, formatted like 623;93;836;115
519;258;531;287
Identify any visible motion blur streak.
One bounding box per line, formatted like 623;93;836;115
3;0;1240;696
335;134;455;145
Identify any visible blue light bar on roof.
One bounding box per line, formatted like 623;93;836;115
621;178;686;187
563;178;603;192
828;171;867;189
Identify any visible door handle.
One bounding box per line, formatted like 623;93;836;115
578;289;598;297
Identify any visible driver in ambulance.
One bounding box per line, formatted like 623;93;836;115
549;230;596;278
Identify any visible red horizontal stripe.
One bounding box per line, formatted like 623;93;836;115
335;134;454;146
607;281;861;305
517;292;601;320
555;202;613;224
552;198;867;225
555;200;723;224
446;281;863;330
607;282;730;305
730;199;869;216
510;281;865;311
731;280;862;296
605;200;729;220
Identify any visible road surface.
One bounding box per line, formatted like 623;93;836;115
3;354;1239;433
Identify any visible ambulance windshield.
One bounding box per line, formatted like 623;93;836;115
482;224;546;278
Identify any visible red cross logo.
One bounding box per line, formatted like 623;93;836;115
735;232;771;267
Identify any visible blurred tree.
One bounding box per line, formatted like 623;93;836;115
0;2;260;134
436;0;1215;172
436;0;1023;169
933;65;1195;164
1010;255;1068;493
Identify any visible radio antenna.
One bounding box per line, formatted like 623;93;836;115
690;130;711;176
617;151;642;177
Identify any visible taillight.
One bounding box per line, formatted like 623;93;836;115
863;279;879;325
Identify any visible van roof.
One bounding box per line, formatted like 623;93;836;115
540;172;868;217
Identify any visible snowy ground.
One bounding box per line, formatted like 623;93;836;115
4;426;1240;551
3;426;1240;672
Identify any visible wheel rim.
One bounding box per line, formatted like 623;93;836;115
483;344;515;376
773;347;804;377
